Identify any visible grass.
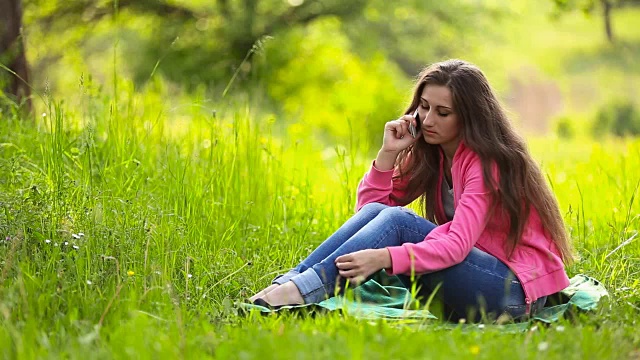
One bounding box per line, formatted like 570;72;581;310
0;83;639;358
1;2;639;358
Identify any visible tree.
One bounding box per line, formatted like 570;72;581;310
342;0;497;76
22;0;369;88
21;0;493;89
12;0;499;104
551;0;640;43
0;0;32;111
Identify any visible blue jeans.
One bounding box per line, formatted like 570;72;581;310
274;202;545;321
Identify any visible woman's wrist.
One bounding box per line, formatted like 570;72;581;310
375;150;399;171
378;248;392;269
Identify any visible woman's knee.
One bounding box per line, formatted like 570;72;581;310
359;202;390;215
378;206;413;224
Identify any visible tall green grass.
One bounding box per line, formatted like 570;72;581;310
0;86;639;358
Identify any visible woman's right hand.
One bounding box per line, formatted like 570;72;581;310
381;114;420;154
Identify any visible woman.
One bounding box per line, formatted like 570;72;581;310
249;59;573;321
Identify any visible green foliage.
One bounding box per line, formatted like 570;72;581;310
20;0;499;91
2;1;640;356
342;0;504;75
1;82;640;357
13;0;640;149
551;0;640;13
555;115;576;139
549;0;640;42
257;18;406;145
21;0;369;89
592;98;640;137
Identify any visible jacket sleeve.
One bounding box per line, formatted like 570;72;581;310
385;156;492;275
355;159;419;212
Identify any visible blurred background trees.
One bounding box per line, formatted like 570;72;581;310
0;0;638;142
551;0;640;43
17;0;493;88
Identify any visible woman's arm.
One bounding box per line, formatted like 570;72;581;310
355;112;423;212
355;150;417;211
372;149;399;171
385;156;492;275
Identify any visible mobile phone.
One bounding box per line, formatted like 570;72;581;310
409;109;421;138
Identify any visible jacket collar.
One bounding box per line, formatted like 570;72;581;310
438;139;467;166
434;140;468;224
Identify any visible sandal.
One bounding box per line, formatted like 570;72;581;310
251;298;284;310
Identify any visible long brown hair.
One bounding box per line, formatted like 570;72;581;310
391;59;573;264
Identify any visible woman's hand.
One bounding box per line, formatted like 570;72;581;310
335;249;392;284
381;114;420;154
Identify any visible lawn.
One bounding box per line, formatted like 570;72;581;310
0;92;638;358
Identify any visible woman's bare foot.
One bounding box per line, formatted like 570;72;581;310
249;284;279;303
261;281;304;306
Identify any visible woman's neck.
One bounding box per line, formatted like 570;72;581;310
440;141;459;163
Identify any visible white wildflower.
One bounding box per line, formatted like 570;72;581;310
538;342;549;351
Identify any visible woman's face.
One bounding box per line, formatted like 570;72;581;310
417;84;461;156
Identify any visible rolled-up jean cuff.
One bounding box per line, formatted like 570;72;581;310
290;269;327;304
272;270;301;285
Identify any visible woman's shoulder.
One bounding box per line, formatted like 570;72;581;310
455;142;500;186
454;142;482;168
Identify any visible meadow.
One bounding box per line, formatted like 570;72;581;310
0;85;639;358
1;0;640;358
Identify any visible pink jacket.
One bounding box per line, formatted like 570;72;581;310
356;142;570;310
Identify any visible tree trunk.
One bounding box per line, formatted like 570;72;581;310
0;0;32;111
602;0;614;43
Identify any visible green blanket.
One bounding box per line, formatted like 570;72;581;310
240;273;608;329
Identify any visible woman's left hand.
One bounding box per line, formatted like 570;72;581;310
335;249;392;284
